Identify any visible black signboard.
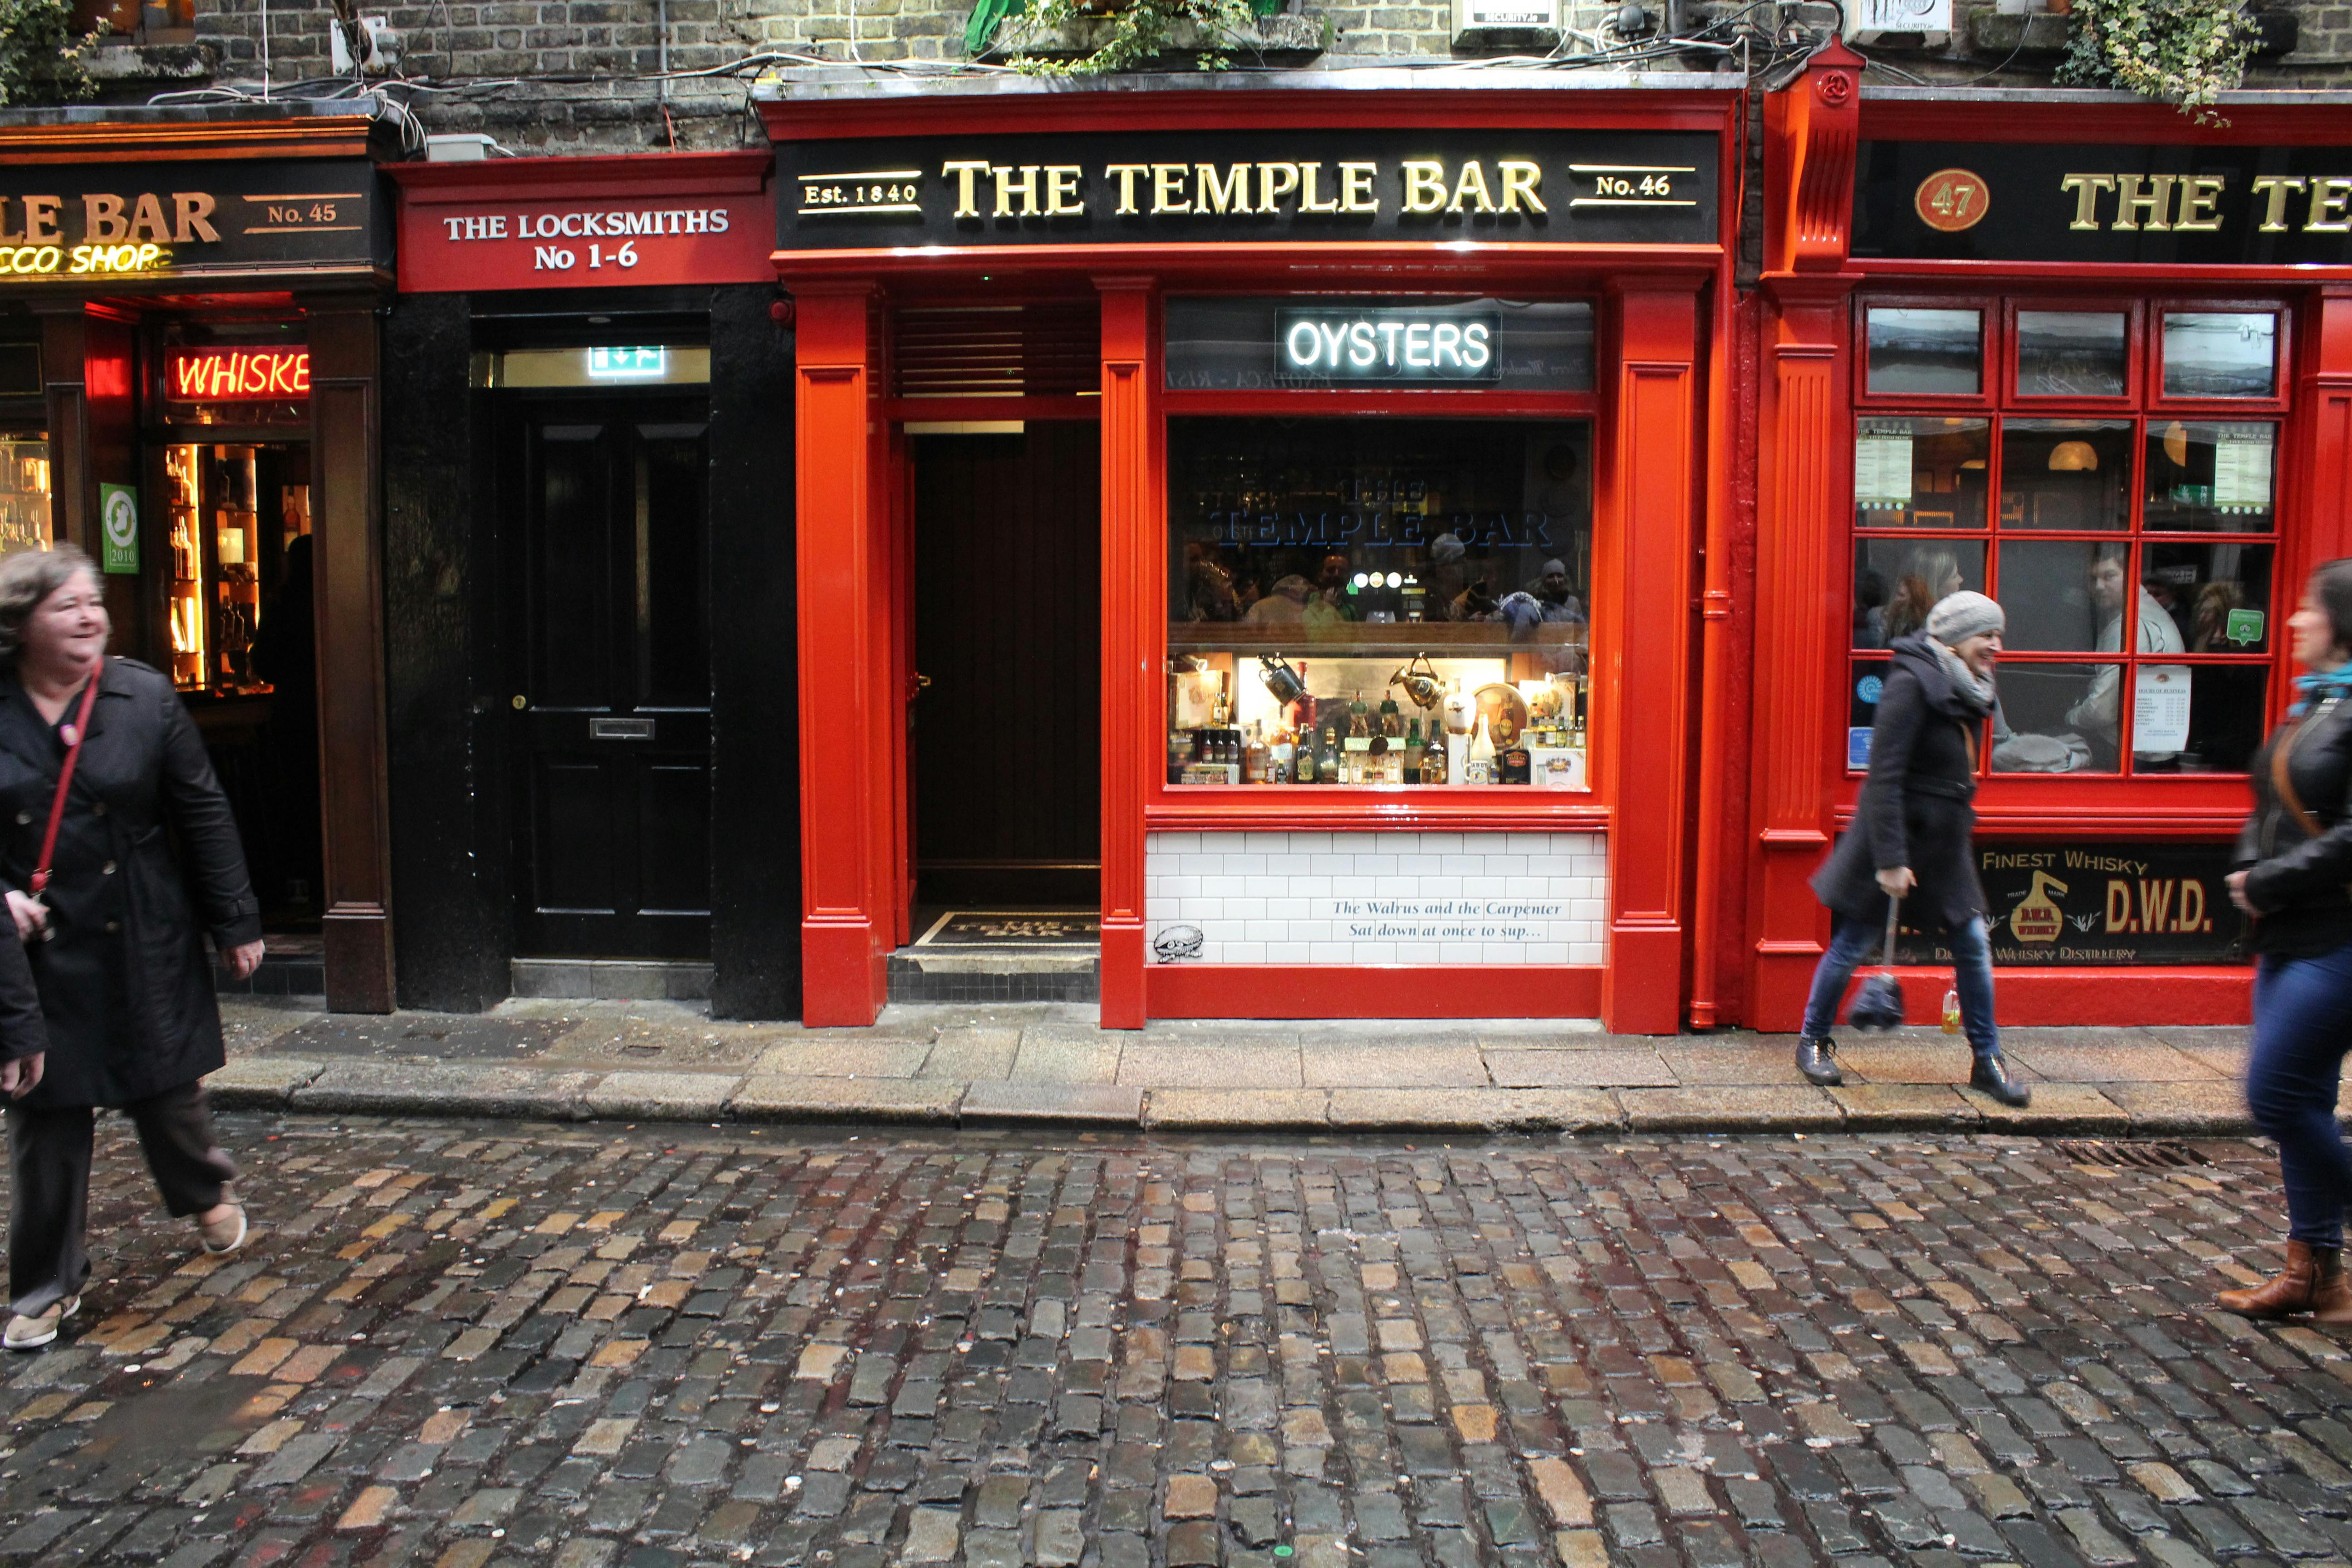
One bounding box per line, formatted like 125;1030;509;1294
0;157;386;285
1856;140;2352;266
1893;839;2248;966
775;130;1718;250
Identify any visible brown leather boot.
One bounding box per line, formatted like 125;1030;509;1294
2217;1241;2352;1319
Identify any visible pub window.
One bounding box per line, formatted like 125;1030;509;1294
1166;416;1595;788
1850;299;2282;779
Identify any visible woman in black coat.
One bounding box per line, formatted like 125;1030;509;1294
1;547;265;1351
1797;591;2030;1107
2215;559;2352;1323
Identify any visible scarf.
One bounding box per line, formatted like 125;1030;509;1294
2291;660;2352;719
1926;636;1996;719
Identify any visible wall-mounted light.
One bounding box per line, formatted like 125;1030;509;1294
2048;440;2099;472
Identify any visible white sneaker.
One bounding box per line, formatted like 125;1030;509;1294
5;1295;79;1351
198;1203;246;1256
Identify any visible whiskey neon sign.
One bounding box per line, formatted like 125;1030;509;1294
166;348;310;401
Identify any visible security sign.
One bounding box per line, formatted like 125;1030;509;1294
98;484;138;575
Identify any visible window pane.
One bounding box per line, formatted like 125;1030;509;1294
1847;656;1891;770
2163;312;2277;398
2176;663;2269;774
1854;416;1990;528
2016;311;2127;397
1166;417;1592;789
1998;540;2123;652
1999;419;2133;530
1854;538;1985;649
1991;663;2121;774
1867;308;1981;396
2144;421;2277;532
0;435;51;557
2142;541;2273;654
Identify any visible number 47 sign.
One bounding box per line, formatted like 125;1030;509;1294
1915;167;1990;234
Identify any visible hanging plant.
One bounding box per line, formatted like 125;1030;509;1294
2056;0;2260;124
0;0;105;107
970;0;1286;74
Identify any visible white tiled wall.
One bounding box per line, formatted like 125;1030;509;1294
1145;831;1607;967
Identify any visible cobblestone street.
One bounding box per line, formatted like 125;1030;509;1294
4;1118;2351;1568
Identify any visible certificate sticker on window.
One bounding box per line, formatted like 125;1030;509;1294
1849;727;1874;770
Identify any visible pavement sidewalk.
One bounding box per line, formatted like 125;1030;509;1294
200;998;2285;1137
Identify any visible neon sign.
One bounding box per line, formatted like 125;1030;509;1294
165;348;311;401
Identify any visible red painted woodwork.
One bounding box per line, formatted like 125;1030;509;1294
1868;966;2249;1027
1098;280;1156;1029
389;152;774;294
1147;965;1603;1020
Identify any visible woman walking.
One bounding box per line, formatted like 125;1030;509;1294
2217;559;2352;1323
2;547;265;1351
1796;591;2032;1108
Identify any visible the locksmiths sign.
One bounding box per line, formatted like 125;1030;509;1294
1894;839;2248;966
0;158;383;283
1858;141;2352;265
774;130;1718;249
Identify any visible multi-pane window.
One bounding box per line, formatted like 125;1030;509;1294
1850;299;2283;778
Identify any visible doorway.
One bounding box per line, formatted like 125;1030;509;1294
910;421;1101;909
505;397;713;959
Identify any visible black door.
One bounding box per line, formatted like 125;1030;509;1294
912;423;1101;906
509;401;712;957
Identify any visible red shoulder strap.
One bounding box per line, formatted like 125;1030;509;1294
30;672;101;897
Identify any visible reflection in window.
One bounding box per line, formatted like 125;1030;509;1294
2143;541;2273;653
1853;416;1989;528
2163;312;2276;398
2017;311;2127;397
1999;540;2124;652
1867;308;1981;396
2144;421;2276;531
1991;663;2119;774
1853;538;1984;649
1999;419;2133;530
2180;663;2269;774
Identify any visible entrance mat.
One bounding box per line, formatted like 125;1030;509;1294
916;911;1102;947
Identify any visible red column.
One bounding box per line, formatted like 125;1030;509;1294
795;283;891;1026
2296;288;2352;578
1098;279;1156;1029
1601;276;1704;1034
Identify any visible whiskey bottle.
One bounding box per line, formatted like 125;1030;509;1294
1464;714;1497;786
1421;727;1448;785
1243;723;1268;785
1402;718;1425;780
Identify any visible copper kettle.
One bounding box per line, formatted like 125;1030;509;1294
1388;653;1443;710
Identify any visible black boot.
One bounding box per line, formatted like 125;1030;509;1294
1795;1036;1843;1088
1970;1053;2031;1108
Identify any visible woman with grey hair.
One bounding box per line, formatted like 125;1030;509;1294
0;546;264;1351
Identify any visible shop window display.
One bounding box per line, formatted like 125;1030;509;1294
0;436;50;557
1851;299;2281;778
1167;416;1593;789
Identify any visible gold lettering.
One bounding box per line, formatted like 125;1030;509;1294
128;191;172;245
1151;164;1190;214
83;193;127;243
1044;165;1083;217
1339;162;1378;214
1401;161;1447;216
1195;163;1250;215
1447;160;1496;215
2252;175;2308;232
24;196;62;243
991;165;1040;218
943;160;991;219
2113;173;2175;232
2060;173;2115;231
2173;174;2226;232
172;191;219;244
1105;165;1150;216
1255;162;1298;211
1298;162;1338;215
1497;160;1545;214
2307;175;2352;232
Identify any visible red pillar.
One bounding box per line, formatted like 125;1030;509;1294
2296;288;2352;577
1601;275;1704;1034
794;284;891;1025
1098;279;1156;1029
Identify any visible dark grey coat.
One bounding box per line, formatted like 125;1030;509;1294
0;657;260;1109
1811;635;1989;933
2234;693;2352;958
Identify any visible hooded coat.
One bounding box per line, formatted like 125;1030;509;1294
1811;634;1989;933
0;657;259;1109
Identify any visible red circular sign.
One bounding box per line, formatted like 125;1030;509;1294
1915;168;1990;233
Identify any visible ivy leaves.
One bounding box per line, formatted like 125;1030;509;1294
2056;0;2260;125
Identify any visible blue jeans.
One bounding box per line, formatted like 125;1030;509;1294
2248;945;2352;1248
1800;912;2001;1058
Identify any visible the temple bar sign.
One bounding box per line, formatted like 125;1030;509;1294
774;129;1719;249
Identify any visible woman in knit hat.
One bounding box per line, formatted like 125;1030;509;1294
1798;590;2031;1107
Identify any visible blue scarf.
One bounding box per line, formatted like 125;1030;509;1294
2292;661;2352;718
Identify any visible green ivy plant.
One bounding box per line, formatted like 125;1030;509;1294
2055;0;2259;124
971;0;1284;74
0;0;105;107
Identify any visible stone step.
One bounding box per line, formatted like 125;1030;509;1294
887;946;1100;1004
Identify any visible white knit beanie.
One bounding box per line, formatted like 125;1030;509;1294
1926;590;2004;644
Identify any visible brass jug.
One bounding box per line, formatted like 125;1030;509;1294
1388;652;1443;710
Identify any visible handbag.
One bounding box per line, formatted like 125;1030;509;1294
1846;897;1907;1030
24;675;100;943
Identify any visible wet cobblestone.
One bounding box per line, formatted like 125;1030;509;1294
2;1118;2349;1567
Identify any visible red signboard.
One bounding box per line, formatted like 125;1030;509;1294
166;347;310;401
390;151;774;293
